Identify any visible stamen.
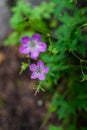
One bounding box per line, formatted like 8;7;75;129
30;41;36;48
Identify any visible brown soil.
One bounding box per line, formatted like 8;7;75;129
0;46;51;130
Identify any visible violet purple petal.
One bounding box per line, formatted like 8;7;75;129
38;74;45;80
21;36;31;44
30;64;37;71
19;45;30;54
31;73;38;79
37;60;44;68
43;66;49;73
32;34;41;42
30;51;39;59
38;42;47;52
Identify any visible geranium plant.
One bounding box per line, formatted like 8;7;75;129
3;0;87;130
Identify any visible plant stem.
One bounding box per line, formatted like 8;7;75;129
80;62;85;77
39;89;58;130
71;51;81;61
48;37;52;46
24;17;58;40
71;51;86;78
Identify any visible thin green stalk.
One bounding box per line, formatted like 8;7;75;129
27;55;30;65
28;21;47;36
80;62;85;77
39;89;58;130
71;51;87;80
35;81;44;96
80;23;87;28
48;37;52;46
24;17;58;39
71;51;81;61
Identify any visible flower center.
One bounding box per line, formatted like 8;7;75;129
30;41;36;48
36;67;42;74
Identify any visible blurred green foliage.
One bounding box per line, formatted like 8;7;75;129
46;0;87;130
3;0;55;45
3;0;87;130
0;99;4;109
49;125;63;130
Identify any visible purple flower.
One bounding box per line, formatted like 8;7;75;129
19;34;47;59
30;60;49;80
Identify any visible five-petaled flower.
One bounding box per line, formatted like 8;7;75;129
30;60;49;80
19;34;47;59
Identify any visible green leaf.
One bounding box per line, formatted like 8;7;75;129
20;62;29;75
3;32;19;46
49;125;63;130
